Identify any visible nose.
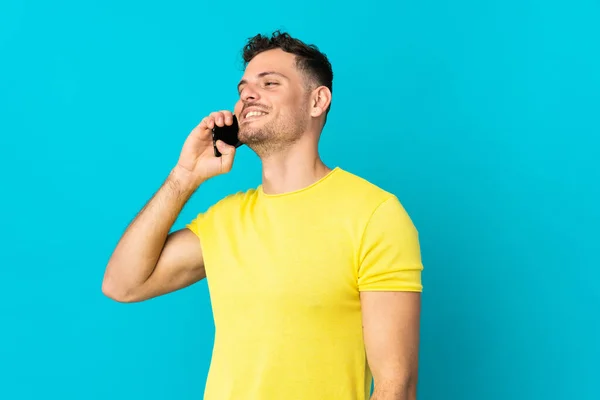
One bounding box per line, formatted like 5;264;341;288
240;84;260;102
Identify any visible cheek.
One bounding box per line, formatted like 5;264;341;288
278;94;302;114
233;101;243;118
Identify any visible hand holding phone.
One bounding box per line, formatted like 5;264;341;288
212;114;243;157
174;110;240;188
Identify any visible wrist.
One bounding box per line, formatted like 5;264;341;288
168;166;204;195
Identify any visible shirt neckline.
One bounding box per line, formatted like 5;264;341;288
258;166;341;199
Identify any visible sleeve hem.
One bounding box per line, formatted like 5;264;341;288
358;286;423;292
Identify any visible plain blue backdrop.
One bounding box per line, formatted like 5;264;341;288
1;0;598;399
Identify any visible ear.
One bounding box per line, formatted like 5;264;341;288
309;86;332;118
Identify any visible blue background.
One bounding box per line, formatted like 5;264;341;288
1;0;598;399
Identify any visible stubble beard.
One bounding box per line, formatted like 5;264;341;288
240;107;309;158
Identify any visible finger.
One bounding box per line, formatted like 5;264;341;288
203;115;215;130
214;140;235;172
215;140;236;170
215;139;235;155
193;117;210;135
222;110;234;126
211;111;225;127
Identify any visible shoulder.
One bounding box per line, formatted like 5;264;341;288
204;187;259;215
341;170;423;291
185;187;258;235
333;168;400;210
336;167;394;195
216;187;257;205
332;167;418;231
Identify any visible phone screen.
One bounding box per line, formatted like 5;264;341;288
212;115;242;157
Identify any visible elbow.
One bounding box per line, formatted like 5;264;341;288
101;276;135;303
372;371;418;400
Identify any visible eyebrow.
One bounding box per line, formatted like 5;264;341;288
237;71;289;92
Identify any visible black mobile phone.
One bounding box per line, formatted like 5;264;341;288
212;115;242;157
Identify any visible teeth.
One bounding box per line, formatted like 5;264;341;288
246;111;267;118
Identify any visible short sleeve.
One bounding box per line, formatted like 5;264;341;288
357;196;424;292
185;192;241;241
186;212;206;238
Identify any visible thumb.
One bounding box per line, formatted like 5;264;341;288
216;140;236;167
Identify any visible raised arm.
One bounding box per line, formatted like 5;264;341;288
101;110;238;303
101;170;205;303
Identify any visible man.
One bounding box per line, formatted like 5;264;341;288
102;31;423;400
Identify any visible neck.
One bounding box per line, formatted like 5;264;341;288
259;138;332;195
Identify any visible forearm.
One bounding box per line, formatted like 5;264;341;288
102;167;199;298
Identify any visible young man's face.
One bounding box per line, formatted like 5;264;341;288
234;48;312;151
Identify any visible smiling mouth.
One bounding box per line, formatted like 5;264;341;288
243;111;268;121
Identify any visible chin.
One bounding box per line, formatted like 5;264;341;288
239;128;267;145
239;120;272;143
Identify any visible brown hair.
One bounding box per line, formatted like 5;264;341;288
242;30;333;113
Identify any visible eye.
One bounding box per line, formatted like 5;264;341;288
265;81;278;87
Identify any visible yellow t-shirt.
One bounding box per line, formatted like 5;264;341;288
186;167;423;400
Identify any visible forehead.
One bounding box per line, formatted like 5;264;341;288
242;49;299;79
